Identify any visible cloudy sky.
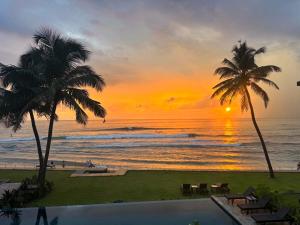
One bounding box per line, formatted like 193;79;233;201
0;0;300;119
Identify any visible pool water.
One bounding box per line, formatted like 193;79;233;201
0;199;239;225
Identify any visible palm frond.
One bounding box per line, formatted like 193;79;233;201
250;82;269;107
33;27;60;49
222;58;239;71
214;67;238;79
65;88;106;118
211;81;235;99
256;77;279;89
219;86;239;105
240;91;249;112
65;39;90;63
67;66;105;91
60;95;88;124
254;47;266;55
212;78;235;89
248;65;281;78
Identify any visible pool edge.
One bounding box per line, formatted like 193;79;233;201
211;196;243;225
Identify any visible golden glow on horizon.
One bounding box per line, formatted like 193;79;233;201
53;73;247;120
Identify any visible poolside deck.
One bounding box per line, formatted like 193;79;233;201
211;196;255;225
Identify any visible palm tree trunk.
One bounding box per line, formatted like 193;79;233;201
245;88;275;178
29;110;44;182
40;103;57;185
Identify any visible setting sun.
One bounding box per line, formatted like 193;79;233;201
225;107;231;112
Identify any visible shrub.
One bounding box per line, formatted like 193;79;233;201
0;176;54;208
188;220;200;225
290;207;300;225
256;184;280;211
0;190;22;208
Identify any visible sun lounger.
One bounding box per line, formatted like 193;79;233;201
211;183;230;193
238;197;271;214
180;184;192;195
196;183;209;194
225;186;256;204
251;208;292;224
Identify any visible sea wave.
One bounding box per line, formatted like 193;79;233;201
0;137;35;143
89;142;241;149
88;126;176;131
0;133;199;143
64;133;199;140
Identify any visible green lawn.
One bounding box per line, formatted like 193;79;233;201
0;170;300;207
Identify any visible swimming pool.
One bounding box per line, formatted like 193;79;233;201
0;199;239;225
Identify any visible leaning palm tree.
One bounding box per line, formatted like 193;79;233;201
27;28;106;184
211;41;281;178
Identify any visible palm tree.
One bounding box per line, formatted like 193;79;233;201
0;59;47;177
211;41;281;178
1;28;106;185
28;28;106;184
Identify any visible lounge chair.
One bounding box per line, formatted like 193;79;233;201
251;208;293;225
225;186;256;204
211;183;230;193
180;184;192;195
238;197;271;214
196;183;209;194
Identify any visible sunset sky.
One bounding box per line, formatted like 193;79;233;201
0;0;300;120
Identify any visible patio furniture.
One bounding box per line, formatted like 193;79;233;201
251;208;292;224
196;183;209;194
225;186;256;204
180;184;192;195
211;183;230;193
246;195;257;204
191;184;198;193
238;197;271;214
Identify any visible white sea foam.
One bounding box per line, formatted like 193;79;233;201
90;142;241;149
65;133;197;140
0;133;197;143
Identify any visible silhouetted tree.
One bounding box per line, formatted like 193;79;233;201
212;41;281;178
0;28;106;185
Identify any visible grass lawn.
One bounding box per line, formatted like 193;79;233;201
0;170;299;207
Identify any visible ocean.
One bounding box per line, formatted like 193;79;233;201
0;118;299;171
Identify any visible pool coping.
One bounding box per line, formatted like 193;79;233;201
16;198;220;210
211;196;255;225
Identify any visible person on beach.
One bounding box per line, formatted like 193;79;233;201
297;162;300;171
50;161;55;168
62;160;65;168
85;160;95;168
